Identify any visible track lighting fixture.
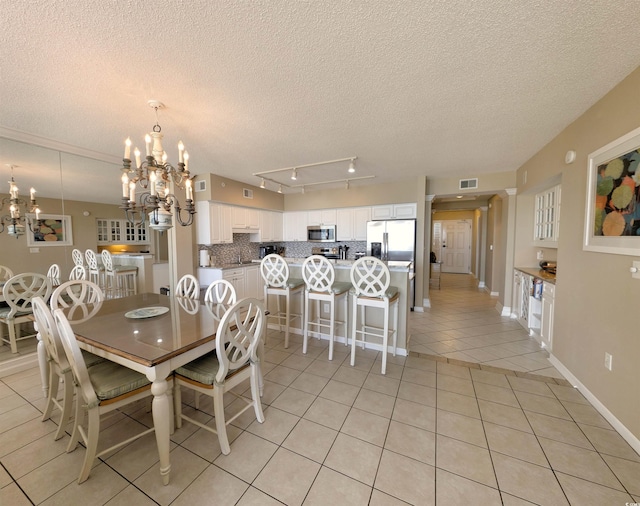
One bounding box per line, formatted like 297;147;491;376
277;184;283;194
260;178;266;189
348;160;356;173
291;168;297;180
301;186;305;194
345;180;350;189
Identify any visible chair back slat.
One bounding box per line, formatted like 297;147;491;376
32;296;67;369
50;280;104;323
260;254;290;288
0;265;14;282
215;298;265;383
204;279;237;304
69;265;87;280
175;274;200;299
302;255;335;293
2;273;52;318
350;256;391;298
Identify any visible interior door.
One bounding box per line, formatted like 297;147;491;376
440;220;471;273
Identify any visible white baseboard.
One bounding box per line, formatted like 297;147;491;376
413;306;424;313
423;298;431;308
0;354;39;378
478;281;486;289
548;354;640;456
496;303;511;316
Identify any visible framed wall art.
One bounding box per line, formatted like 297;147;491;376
26;214;73;247
584;126;640;255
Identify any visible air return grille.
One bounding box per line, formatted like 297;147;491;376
459;178;478;190
195;180;206;192
243;188;254;199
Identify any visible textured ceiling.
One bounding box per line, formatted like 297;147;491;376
2;0;640;203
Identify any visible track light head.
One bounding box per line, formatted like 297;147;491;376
260;178;266;189
291;168;297;181
277;184;283;194
348;160;356;173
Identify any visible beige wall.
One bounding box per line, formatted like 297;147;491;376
195;173;284;210
427;171;516;196
515;66;640;441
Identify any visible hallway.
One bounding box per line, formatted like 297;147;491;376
410;273;563;379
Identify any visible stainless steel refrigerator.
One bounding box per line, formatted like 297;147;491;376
366;219;416;262
367;219;417;308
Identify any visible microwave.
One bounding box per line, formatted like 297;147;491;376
307;225;336;242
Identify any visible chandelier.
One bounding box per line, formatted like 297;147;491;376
120;100;196;232
1;165;42;238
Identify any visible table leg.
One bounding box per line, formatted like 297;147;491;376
151;378;171;485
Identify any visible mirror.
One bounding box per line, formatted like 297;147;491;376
0;136;129;365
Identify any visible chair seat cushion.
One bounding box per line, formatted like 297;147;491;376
350;285;399;299
83;351;104;368
287;277;305;289
113;266;138;273
88;361;151;401
0;307;32;319
175;352;220;385
331;281;352;295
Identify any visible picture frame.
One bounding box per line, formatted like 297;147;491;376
26;213;73;247
583;126;640;255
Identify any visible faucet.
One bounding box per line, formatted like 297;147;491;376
237;254;242;264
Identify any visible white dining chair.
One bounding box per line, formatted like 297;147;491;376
68;264;87;281
175;274;200;299
0;265;14;282
349;256;399;375
173;297;265;455
0;272;52;353
204;279;236;304
47;263;61;286
52;307;157;484
84;249;104;289
260;254;304;348
301;255;350;361
50;280;104;316
101;250;137;298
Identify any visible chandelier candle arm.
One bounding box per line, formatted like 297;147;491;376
1;166;42;237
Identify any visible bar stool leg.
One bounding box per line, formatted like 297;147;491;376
284;291;290;349
382;301;390;375
328;295;335;361
303;290;310;354
350;297;358;367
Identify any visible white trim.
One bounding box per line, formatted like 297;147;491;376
497;303;511;316
548;355;640;456
0;353;39;378
490;291;499;297
423;298;431;308
413;306;424;313
478;281;486;288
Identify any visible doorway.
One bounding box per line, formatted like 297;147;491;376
433;219;471;274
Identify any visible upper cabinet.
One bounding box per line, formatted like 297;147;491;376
231;206;260;230
533;184;561;247
196;201;233;244
283;211;308;241
307;209;337;226
371;203;417;220
251;211;283;243
336;207;371;241
96;219;149;245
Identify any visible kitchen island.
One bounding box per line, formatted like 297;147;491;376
272;258;413;356
109;253;154;293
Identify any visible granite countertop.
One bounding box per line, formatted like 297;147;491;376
199;261;260;271
284;257;413;271
515;267;556;284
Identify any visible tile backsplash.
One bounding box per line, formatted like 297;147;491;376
198;235;365;266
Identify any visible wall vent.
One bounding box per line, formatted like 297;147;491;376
195;180;207;192
243;188;254;199
459;178;478;190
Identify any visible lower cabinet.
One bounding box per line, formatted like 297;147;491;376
540;281;555;350
197;264;264;301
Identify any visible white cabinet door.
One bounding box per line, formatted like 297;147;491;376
223;268;245;299
371;203;416;220
206;203;233;244
258;211;274;242
244;265;263;300
336;209;354;241
540;282;555;349
308;209;337;225
232;206;260;230
272;212;283;241
283;211;307;241
352;207;371;240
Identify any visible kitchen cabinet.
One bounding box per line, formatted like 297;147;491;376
251;210;283;243
336;207;370;241
96;219;149;245
231;206;260;231
540;281;555;349
371;203;416;220
283;211;308;241
197;264;263;301
307;209;337;226
196;201;232;244
533;184;561;247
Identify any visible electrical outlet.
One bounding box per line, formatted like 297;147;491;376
604;352;613;371
536;250;544;260
323;303;330;313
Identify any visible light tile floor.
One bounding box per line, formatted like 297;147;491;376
1;275;639;505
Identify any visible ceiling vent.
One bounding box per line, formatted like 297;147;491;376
195;180;206;192
243;188;254;199
459;178;478;190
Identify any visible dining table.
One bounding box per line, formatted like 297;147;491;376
66;292;230;486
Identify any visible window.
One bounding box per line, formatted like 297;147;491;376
534;184;561;246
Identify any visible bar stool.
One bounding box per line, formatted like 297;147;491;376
350;256;399;375
101;251;137;298
301;255;350;360
260;254;304;348
84;249;104;289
